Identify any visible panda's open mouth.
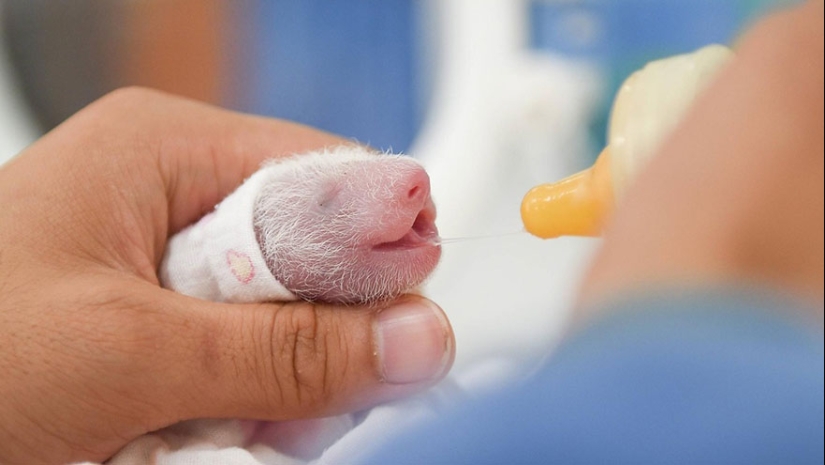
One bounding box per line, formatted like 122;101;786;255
373;201;439;251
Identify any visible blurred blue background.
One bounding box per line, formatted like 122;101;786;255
0;0;800;163
231;0;794;154
528;0;794;149
242;1;422;153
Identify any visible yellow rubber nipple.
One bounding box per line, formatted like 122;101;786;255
521;147;613;239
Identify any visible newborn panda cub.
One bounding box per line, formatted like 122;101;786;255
160;145;441;305
157;146;441;461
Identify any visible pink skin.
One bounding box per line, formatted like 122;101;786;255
254;157;442;304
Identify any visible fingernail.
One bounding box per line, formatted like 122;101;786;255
374;300;453;384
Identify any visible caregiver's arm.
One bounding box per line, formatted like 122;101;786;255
580;0;824;315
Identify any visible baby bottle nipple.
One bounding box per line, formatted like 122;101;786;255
521;147;613;239
521;44;734;239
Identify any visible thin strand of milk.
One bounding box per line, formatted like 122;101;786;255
433;230;526;245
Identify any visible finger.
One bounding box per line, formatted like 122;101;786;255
132;286;455;424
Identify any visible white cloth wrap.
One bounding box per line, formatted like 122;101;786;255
160;167;296;303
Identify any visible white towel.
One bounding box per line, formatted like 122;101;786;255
74;359;520;465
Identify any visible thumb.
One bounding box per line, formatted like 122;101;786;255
145;289;455;423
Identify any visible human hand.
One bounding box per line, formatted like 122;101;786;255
0;88;455;464
580;1;824;317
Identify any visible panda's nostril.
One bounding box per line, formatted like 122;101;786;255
408;185;421;200
402;168;430;206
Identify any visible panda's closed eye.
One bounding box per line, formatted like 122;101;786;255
318;185;343;210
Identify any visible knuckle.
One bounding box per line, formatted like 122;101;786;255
264;302;336;410
81;87;172;132
69;87;166;149
95;86;164;111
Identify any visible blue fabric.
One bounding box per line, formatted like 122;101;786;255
245;1;421;153
364;289;824;465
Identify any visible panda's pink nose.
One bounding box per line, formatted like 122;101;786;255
401;167;431;207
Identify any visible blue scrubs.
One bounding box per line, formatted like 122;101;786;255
364;289;824;464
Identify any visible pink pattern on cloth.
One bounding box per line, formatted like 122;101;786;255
226;249;255;284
